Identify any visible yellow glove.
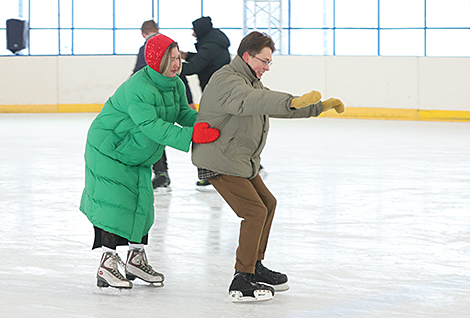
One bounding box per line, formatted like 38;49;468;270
291;90;322;109
322;98;345;114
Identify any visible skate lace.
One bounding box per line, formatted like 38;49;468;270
135;251;159;275
257;264;281;278
110;254;127;280
240;273;270;290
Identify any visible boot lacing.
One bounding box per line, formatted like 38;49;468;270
109;254;127;280
134;251;158;275
256;263;282;283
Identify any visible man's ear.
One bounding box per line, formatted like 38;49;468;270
242;52;251;63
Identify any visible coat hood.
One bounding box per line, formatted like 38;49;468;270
192;16;213;39
145;34;175;73
194;28;231;52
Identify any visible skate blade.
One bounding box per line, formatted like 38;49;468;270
96;279;132;295
128;280;164;288
96;287;132;296
97;278;132;289
272;282;289;292
195;185;215;192
134;278;164;287
126;273;165;286
154;186;171;194
229;290;274;303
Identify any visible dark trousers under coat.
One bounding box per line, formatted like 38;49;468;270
209;174;276;274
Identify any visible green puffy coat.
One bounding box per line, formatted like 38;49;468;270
80;66;197;242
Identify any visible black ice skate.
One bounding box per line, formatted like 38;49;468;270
195;179;214;192
254;260;289;291
229;271;275;302
152;171;171;192
97;252;133;289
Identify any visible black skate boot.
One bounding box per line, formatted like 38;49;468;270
228;270;275;302
195;179;215;192
152;171;170;191
254;260;289;291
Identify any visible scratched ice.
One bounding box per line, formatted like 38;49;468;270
0;113;469;317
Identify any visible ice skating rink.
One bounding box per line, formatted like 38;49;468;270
0;113;469;318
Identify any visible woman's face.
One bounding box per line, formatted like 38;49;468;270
165;47;180;78
243;47;273;79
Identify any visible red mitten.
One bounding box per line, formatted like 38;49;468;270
192;122;220;144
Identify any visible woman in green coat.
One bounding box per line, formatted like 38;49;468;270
80;34;219;289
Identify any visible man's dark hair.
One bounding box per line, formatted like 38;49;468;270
141;20;159;34
237;31;275;57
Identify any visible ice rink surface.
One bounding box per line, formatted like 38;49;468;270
0;113;469;318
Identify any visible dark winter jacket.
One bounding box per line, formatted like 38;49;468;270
133;34;157;74
182;17;231;91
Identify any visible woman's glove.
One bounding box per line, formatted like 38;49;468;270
291;90;322;109
192;122;220;144
322;98;345;114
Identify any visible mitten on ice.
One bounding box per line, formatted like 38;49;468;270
322;98;345;114
192;122;220;144
291;90;322;109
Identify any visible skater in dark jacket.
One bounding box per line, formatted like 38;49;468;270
180;16;231;92
192;31;345;302
180;16;233;191
132;20;159;75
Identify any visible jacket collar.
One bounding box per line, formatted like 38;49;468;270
231;55;260;85
145;66;179;90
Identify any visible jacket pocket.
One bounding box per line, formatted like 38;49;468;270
222;133;251;159
115;133;157;166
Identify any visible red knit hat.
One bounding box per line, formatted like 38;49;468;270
145;34;175;73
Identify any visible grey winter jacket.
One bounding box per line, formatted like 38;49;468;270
191;55;323;179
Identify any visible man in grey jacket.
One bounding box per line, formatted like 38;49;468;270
192;31;345;302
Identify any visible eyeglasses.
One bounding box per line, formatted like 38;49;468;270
250;54;272;67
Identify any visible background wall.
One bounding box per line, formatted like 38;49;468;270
264;56;470;112
1;55;469;116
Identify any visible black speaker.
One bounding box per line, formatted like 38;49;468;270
6;19;29;54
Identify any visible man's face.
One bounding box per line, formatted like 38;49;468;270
243;47;273;79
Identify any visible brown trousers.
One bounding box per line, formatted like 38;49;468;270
209;174;277;273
